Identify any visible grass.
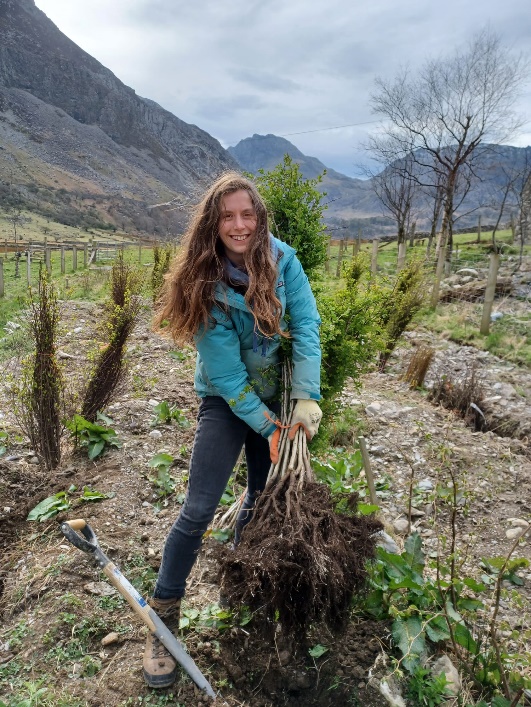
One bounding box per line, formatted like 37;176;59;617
420;301;531;367
0;243;156;360
324;229;526;282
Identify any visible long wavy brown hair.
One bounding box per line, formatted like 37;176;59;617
154;172;286;344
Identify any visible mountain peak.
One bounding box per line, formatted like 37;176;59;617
0;0;238;235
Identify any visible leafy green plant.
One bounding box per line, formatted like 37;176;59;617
179;602;249;632
315;254;385;427
27;491;70;521
27;484;111;521
313;451;380;514
151;401;190;428
148;453;176;497
376;257;427;371
168;350;187;361
308;644;329;658
65;413;121;459
406;666;451;706
151;244;172;302
364;534;479;670
6;620;31;651
362;532;531;701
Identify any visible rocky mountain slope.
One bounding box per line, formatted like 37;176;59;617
0;0;238;235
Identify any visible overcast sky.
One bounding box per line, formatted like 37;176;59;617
36;0;531;178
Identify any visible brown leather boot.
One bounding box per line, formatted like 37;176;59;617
142;597;181;688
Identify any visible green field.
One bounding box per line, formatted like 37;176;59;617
1;223;530;366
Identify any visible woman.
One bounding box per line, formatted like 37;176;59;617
144;172;322;687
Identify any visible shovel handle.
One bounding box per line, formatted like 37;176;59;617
66;519;86;531
60;519;100;554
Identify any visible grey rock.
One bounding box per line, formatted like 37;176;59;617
393;518;410;534
84;581;116;597
409;507;426;517
417;478;434;491
375;531;400;554
431;655;461;696
506;526;528;540
456;268;479;277
374;676;407;707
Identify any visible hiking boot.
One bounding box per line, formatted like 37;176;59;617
143;597;181;688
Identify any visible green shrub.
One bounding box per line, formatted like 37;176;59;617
255;155;328;275
81;254;143;421
18;267;63;469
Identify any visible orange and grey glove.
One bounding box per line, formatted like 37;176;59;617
267;427;281;464
288;399;323;441
264;411;290;464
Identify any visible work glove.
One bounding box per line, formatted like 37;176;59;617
288;399;322;441
264;410;284;464
267;427;281;465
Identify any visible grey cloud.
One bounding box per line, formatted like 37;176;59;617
230;68;300;93
193;94;269;122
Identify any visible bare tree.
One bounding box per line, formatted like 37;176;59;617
369;28;528;304
366;148;419;269
512;162;531;267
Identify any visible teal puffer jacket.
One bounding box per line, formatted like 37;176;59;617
194;237;321;438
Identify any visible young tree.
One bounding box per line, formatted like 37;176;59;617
369;28;528;304
254;155;328;275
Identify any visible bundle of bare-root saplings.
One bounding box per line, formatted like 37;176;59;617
217;362;382;633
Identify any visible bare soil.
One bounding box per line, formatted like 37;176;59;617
0;301;530;706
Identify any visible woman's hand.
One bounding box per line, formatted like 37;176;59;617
288;400;322;441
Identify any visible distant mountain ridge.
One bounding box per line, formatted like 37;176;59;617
230;134;531;233
229;134;381;222
0;0;238;234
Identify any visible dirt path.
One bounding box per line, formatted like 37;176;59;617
0;302;529;706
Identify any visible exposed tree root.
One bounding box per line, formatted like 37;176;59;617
218;361;382;633
219;477;381;631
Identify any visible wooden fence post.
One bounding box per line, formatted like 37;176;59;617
84;242;88;267
430;234;447;308
408;221;416;248
358;437;378;506
0;258;4;297
72;245;77;272
26;248;31;285
45;246;51;276
371;239;379;275
397;241;407;272
480;252;500;336
335;239;344;277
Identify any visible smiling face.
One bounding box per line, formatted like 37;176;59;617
218;189;257;266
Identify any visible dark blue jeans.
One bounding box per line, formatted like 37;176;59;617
154;396;277;599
